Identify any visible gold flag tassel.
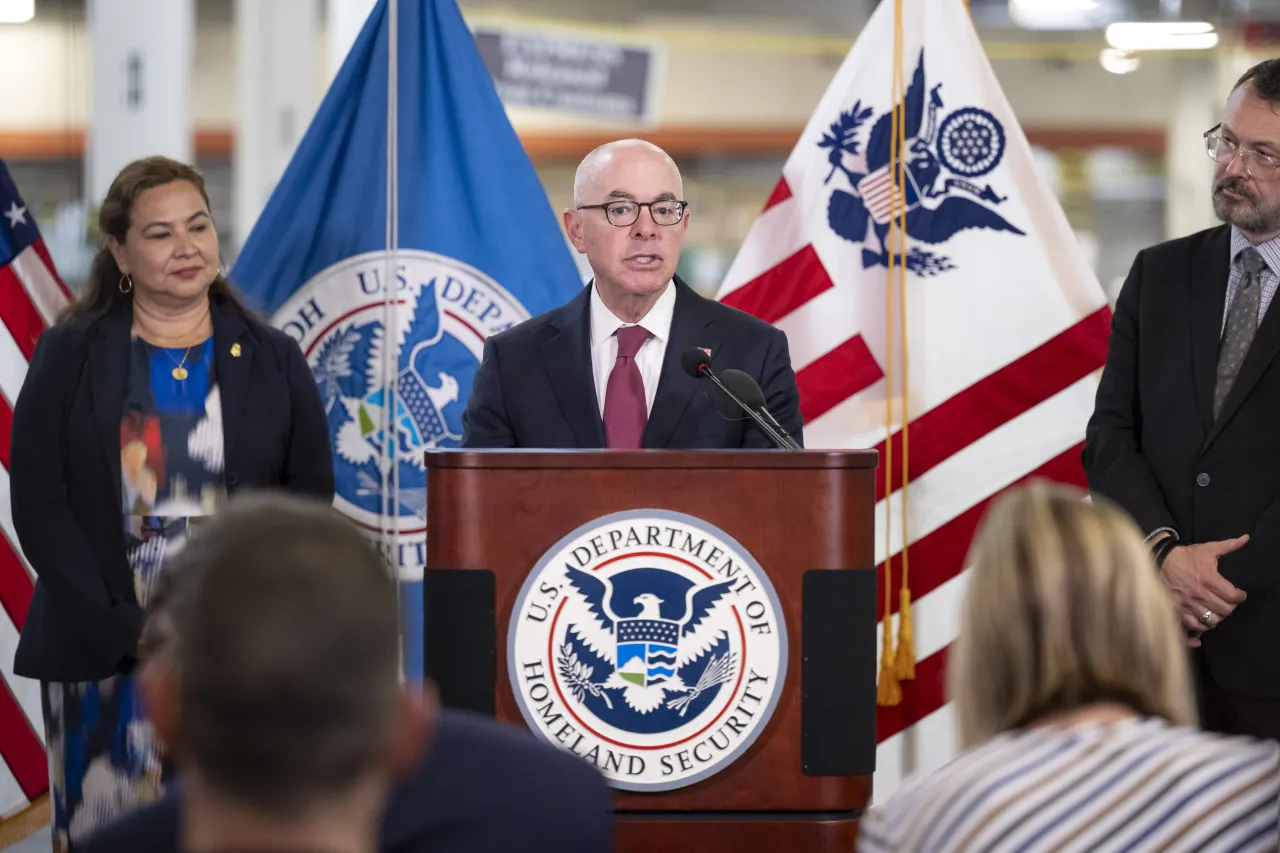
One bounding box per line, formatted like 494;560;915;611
877;587;901;705
892;0;915;682
895;591;916;679
876;0;907;707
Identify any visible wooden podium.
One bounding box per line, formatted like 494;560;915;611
423;450;878;852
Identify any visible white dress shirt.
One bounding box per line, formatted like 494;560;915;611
590;280;675;419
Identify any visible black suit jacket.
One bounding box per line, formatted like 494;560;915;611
460;279;803;449
10;294;334;682
79;709;614;853
1084;224;1280;698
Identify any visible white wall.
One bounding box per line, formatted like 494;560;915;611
189;19;237;126
994;55;1177;126
0;15;90;127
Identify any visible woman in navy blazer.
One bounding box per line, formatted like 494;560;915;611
9;156;333;849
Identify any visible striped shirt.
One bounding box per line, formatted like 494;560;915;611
858;717;1280;852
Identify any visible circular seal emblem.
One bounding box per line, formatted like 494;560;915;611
273;250;530;578
508;509;788;792
938;107;1006;178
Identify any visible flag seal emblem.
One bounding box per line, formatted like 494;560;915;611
508;509;787;791
822;51;1024;276
275;249;530;551
936;107;1006;177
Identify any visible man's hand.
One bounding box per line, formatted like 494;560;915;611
1160;535;1249;645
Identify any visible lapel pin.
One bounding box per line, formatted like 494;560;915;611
230;343;242;358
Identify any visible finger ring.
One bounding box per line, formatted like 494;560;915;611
1200;609;1215;627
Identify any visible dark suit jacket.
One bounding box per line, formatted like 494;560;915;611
10;293;334;682
1083;224;1280;698
460;279;803;449
79;709;614;853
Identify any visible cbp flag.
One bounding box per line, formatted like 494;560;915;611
232;0;582;681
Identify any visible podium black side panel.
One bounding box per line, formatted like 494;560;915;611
422;568;496;715
801;568;877;776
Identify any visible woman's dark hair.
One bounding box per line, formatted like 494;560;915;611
64;155;243;321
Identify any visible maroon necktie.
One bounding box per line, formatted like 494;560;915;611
604;325;652;449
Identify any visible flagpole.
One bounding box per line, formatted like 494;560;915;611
391;0;401;597
381;0;403;661
892;0;916;684
877;0;904;708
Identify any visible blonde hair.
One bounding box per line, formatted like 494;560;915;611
949;480;1193;748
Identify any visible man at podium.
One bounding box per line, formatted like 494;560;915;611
460;139;803;450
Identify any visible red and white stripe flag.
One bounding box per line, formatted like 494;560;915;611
717;0;1111;800
0;159;73;818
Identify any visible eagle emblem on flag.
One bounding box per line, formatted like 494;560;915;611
821;50;1025;275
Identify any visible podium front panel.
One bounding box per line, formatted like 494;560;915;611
425;450;877;814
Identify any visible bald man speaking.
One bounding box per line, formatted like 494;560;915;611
460;139;803;450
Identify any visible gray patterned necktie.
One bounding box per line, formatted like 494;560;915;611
1214;247;1266;419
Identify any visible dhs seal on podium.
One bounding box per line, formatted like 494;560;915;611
509;510;787;791
274;250;530;577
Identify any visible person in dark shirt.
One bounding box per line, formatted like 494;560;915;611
81;493;613;853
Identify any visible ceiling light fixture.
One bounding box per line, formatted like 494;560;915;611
1099;47;1141;74
0;0;33;24
1014;0;1099;11
1009;0;1102;31
1105;21;1218;51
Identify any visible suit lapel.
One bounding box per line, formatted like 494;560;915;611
89;303;132;511
643;280;718;449
540;286;605;448
1207;235;1280;447
211;298;253;461
1191;227;1231;436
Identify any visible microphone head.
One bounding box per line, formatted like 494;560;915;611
720;369;767;409
709;369;767;420
680;347;711;379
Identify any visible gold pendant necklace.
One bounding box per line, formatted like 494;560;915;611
133;308;210;381
167;347;192;380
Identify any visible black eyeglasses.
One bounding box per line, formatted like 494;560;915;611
577;199;689;227
1205;124;1280;181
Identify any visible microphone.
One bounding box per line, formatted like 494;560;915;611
717;369;802;451
709;369;764;418
680;348;799;450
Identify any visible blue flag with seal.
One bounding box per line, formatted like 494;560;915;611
231;0;581;681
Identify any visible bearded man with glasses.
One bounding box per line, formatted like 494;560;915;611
461;138;803;450
1085;59;1280;741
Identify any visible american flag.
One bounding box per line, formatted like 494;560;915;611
0;159;73;818
716;0;1112;800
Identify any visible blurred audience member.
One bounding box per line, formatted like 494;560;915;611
146;492;417;853
82;493;614;853
859;481;1280;853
